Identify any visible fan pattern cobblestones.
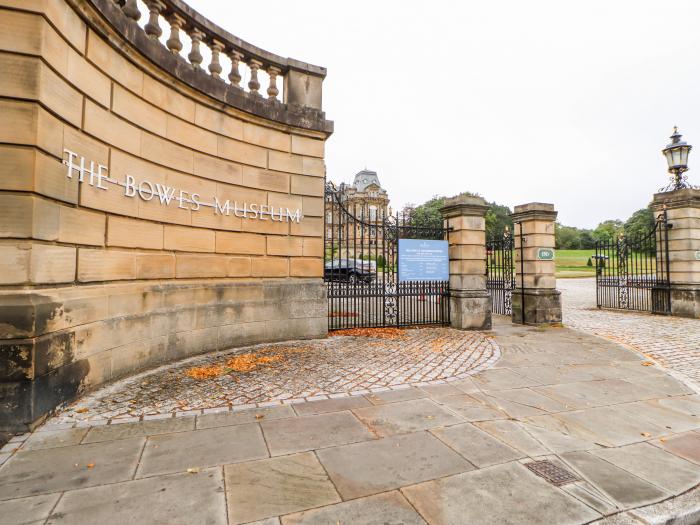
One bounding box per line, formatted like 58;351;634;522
561;278;700;390
49;327;500;426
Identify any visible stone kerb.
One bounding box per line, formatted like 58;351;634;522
0;0;332;431
440;196;491;330
652;188;700;318
510;202;562;325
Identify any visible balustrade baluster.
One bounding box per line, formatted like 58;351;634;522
144;1;165;39
267;66;281;100
121;0;141;21
187;28;205;69
228;51;243;86
166;14;185;54
248;59;262;95
208;40;224;79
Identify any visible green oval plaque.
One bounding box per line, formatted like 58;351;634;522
537;248;555;261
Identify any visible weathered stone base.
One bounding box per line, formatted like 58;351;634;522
671;285;700;319
0;279;327;432
450;290;492;330
511;288;562;325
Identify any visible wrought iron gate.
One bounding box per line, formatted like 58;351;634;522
595;211;671;314
486;229;516;315
324;183;450;329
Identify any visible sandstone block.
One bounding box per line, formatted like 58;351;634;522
291;135;324;158
66;47;110;107
78;248;136;282
108;216;163;249
268;150;303;174
59;206;105;246
0;242;31;284
140;132;194;173
291;174;324;197
194;104;242;140
267;236;303;256
111;84;167;135
290;257;322;277
217;136;267;168
251;257;289;277
87;29;143;94
164;225;215;252
142;74;195;121
30;243;76;283
166;114;217;156
227;257;252;277
215;231;266;255
243;122;289;152
135;253;175;279
290;217;323;237
193;153;242;185
176;254;227;278
84;100;141;155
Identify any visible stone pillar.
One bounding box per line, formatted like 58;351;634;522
440;196;491;330
652;189;700;318
510;203;562;325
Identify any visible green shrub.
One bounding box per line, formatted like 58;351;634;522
586;257;592;267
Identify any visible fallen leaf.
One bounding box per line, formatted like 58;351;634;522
641;432;651;437
660;437;667;443
255;414;265;420
186;468;200;474
86;463;95;469
641;362;654;367
75;408;89;414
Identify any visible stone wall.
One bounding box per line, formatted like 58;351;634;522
0;0;332;430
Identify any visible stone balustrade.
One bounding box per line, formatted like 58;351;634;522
87;0;330;130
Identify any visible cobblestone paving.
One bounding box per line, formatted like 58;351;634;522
50;328;500;426
561;278;700;391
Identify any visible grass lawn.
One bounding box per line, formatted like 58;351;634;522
555;249;596;278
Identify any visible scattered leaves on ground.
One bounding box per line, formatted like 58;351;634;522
329;311;359;318
330;327;408;340
185;365;226;380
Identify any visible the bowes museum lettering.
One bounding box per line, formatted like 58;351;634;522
63;149;302;223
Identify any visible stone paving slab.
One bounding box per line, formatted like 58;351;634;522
196;405;295;430
316;432;473;500
352;398;463;437
260;411;374;456
0;437;144;500
83;416;195;443
281;491;427;525
561;451;669;509
0;493;61;525
47;468;227;525
591;442;700;494
401;462;601;525
22;428;88;451
136;424;268;478
651;431;700;465
224;452;340;524
431;422;525;467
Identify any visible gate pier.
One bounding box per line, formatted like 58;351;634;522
440;196;491;330
652;188;700;318
511;203;562;325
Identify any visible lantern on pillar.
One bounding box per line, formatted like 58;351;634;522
661;127;693;191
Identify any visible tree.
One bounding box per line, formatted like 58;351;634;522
623;206;655;241
403;193;512;239
592;220;623;243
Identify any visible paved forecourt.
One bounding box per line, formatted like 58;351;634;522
562;278;700;391
1;319;699;524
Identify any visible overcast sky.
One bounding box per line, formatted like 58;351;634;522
189;0;700;228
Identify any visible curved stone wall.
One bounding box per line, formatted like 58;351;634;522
0;0;332;430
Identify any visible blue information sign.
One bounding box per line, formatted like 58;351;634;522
398;239;449;282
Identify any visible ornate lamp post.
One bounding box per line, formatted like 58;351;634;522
661;127;693;191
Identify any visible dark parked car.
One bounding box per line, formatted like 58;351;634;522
324;259;376;283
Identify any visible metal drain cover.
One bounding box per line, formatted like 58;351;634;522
525;460;580;486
